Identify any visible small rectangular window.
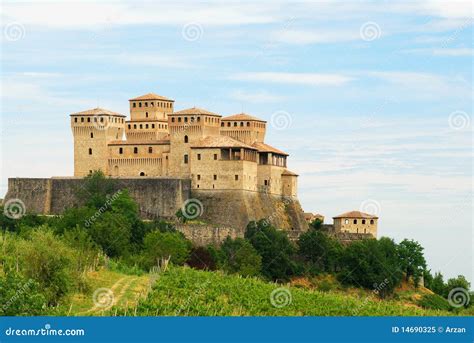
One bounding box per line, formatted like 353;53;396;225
214;154;218;160
197;175;201;180
148;147;153;153
119;148;123;154
235;175;239;181
184;154;188;164
197;154;201;160
213;175;217;180
134;147;138;154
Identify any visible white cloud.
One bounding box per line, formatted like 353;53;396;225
272;29;360;45
229;89;285;103
433;47;474;56
230;72;354;86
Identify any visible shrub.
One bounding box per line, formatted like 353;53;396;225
89;212;132;258
220;237;262;277
245;220;297;281
16;228;78;305
338;237;403;297
186;246;218;271
142;231;191;269
418;293;451;311
397;239;427;286
0;273;46;316
298;230;342;274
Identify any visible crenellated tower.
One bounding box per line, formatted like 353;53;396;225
220;113;266;145
70;108;125;176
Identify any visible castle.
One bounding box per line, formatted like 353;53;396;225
71;92;298;197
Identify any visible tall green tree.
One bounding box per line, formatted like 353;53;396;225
220;237;262;277
298;230;342;274
397;239;427;286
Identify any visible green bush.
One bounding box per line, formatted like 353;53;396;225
0;273;46;316
298;230;342;274
89;212;132;258
142;230;191;269
220;237;262;277
418;293;451;311
245;219;297;281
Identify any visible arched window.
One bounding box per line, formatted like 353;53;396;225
146;112;149;118
240;122;244;127
133;102;136;108
81;117;84;122
134;147;138;154
140;172;145;176
184;154;188;164
178;117;181;122
184;135;189;143
146;124;149;129
88;148;92;155
119;147;123;154
345;219;349;224
134;124;137;129
247;122;250;127
197;117;200;122
184;117;188;123
221;122;224;127
145;102;148;107
140;124;143;129
227;122;231;127
234;122;237;127
362;219;366;224
74;118;77;122
370;219;374;225
90;132;93;138
354;219;357;224
172;117;175;122
139;102;142;107
148;147;153;153
87;117;91;122
152;124;155;129
128;124;131;129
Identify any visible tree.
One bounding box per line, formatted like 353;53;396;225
430;272;446;296
0;273;46;316
298;230;342;274
339;237;403;297
89;212;131;258
445;275;471;301
220;237;262;277
186;246;217;271
245;220;297;281
310;218;323;230
76;170;117;209
397;239;427;286
142;231;191;268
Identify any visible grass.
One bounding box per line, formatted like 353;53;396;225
108;266;456;316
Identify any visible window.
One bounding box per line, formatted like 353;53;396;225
184;117;188;123
88;148;92;155
354;219;358;224
197;174;201;180
184;154;188;164
151;102;154;107
370;219;374;225
234;122;237;127
140;172;145;176
100;117;104;123
81;117;84;122
247;122;250;127
197;154;201;160
140;124;143;129
128;124;131;129
148;147;153;153
146;124;149;129
146;112;149;118
134;124;137;129
119;148;123;154
172;117;175;122
145;102;148;107
90;132;93;138
240;122;243;127
197;117;200;122
152;124;155;129
264;180;268;186
178;117;181;122
364;229;367;233
362;219;366;224
134;147;138;154
139;102;142;107
87;117;91;122
235;175;239;181
221;122;224;127
74;118;77;122
345;219;349;224
213;175;217;180
184;135;189;143
212;154;217;160
133;103;136;108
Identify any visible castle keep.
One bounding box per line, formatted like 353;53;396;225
71;93;298;197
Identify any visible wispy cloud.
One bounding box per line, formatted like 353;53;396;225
229;72;354;86
271;29;360;45
229;89;285;103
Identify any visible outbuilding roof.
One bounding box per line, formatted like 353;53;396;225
70;107;125;117
129;93;174;101
333;211;378;219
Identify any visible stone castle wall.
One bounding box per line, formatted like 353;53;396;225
4;177;308;244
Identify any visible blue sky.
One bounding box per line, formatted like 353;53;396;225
1;0;472;283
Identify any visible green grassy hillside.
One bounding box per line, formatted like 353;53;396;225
106;267;455;316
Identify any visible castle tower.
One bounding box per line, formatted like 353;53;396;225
220;113;266;145
70;108;126;177
167;107;221;177
126;93;174;141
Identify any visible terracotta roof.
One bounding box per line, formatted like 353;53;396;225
252;142;288;156
129;93;174;101
333;211;378;219
282;169;298;176
70;107;125;117
172;107;221;117
222;113;266;122
125;119;169;123
191;135;256;149
108;139;170;146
